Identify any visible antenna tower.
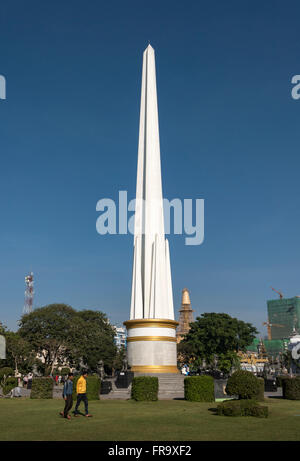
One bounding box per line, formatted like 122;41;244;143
24;272;34;314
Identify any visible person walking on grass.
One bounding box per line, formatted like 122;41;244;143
73;370;92;418
60;372;74;420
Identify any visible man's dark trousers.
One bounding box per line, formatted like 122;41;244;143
63;395;73;418
74;393;88;415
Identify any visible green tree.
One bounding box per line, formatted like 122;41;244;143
218;351;240;374
5;332;35;374
0;324;33;372
18;305;118;375
18;304;79;375
112;345;126;373
177;341;200;368
75;310;117;372
180;313;258;372
0;322;6;335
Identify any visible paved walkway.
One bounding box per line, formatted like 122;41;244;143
265;387;283;398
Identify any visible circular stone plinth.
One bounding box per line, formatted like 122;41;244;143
124;318;179;373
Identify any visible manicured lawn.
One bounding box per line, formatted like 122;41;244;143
0;397;300;441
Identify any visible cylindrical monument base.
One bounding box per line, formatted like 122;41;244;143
123;318;179;373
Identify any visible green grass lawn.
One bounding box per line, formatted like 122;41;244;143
0;397;300;441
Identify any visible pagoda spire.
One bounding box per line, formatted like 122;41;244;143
177;288;194;342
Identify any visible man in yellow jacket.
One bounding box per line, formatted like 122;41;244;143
73;371;92;417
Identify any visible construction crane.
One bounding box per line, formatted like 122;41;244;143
262;321;284;340
270;286;283;299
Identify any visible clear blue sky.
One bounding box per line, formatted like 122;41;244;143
1;0;300;334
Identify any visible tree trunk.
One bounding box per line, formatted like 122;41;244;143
14;357;18;376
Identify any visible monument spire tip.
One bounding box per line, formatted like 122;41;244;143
146;42;154;51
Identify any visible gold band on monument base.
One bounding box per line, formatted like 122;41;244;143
124;318;179;330
127;336;177;343
131;365;179;373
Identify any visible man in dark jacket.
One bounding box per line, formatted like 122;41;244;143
60;372;74;420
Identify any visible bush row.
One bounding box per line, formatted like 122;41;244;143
131;372;266;402
28;375;102;399
7;369;273;404
131;375;216;402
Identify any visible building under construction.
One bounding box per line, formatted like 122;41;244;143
247;337;289;357
267;296;300;340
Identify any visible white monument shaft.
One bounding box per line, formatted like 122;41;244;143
124;45;178;373
130;44;174;321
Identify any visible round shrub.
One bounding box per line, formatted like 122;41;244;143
3;377;18;395
131;377;158;401
184;375;214;402
0;367;14;380
282;377;300;400
30;377;53;399
72;375;101;400
225;370;261;400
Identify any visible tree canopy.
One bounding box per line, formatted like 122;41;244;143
5;331;35;374
18;304;117;374
178;312;258;372
75;309;117;371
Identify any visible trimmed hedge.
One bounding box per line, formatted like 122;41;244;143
226;370;261;400
217;399;241;416
184;375;214;402
131;377;158;401
217;399;268;418
282;377;300;400
30;377;53;399
72;375;101;400
256;377;265;402
276;375;291;388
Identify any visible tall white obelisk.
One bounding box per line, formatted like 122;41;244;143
124;45;178;373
